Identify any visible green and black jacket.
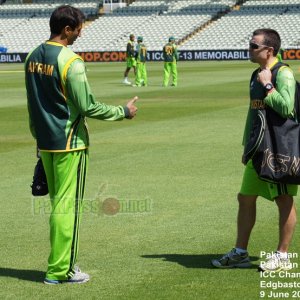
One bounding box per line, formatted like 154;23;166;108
25;41;128;152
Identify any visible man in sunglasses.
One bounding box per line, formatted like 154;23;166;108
212;28;297;272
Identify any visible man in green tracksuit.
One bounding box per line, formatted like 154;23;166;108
134;36;147;87
162;36;179;87
123;34;136;85
212;29;297;272
25;5;138;284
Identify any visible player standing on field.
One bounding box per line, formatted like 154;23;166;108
25;5;138;284
123;34;136;85
211;28;297;272
162;36;178;87
134;36;147;87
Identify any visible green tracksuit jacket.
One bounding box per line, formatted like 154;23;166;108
243;58;296;147
25;41;129;152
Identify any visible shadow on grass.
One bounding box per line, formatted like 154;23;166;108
0;267;44;282
141;254;260;269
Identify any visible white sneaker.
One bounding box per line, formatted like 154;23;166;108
259;251;293;272
211;248;251;268
123;78;131;85
44;266;90;284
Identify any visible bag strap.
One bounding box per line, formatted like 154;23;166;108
250;62;288;87
250;68;259;87
270;62;300;122
250;62;299;120
294;81;300;122
270;61;289;87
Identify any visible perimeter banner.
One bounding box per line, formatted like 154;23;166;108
1;49;300;63
283;49;300;60
77;50;250;62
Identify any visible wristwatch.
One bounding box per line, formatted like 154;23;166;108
264;83;274;92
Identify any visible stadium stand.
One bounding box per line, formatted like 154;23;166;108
72;0;238;52
0;1;99;17
0;1;100;52
182;0;300;50
0;0;300;53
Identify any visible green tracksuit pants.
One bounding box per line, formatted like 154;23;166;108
41;149;88;280
135;62;147;86
163;62;177;86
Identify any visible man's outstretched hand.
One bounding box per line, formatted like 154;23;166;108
126;96;138;119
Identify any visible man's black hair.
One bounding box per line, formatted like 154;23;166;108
50;5;85;35
252;28;281;56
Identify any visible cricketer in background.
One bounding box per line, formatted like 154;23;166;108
134;36;148;87
162;36;179;87
123;33;136;85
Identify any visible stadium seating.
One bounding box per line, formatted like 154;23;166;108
0;1;100;53
72;0;238;52
0;2;99;17
1;0;300;53
182;0;300;50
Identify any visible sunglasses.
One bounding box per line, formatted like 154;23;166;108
249;42;270;50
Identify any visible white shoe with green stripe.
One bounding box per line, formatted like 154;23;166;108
211;248;251;268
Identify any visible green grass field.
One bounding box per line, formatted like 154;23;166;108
0;61;299;300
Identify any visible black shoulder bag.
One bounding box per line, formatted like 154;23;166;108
244;63;300;184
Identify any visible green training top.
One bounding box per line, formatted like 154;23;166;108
25;41;128;152
126;40;135;58
243;58;296;147
163;42;179;63
135;43;147;63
